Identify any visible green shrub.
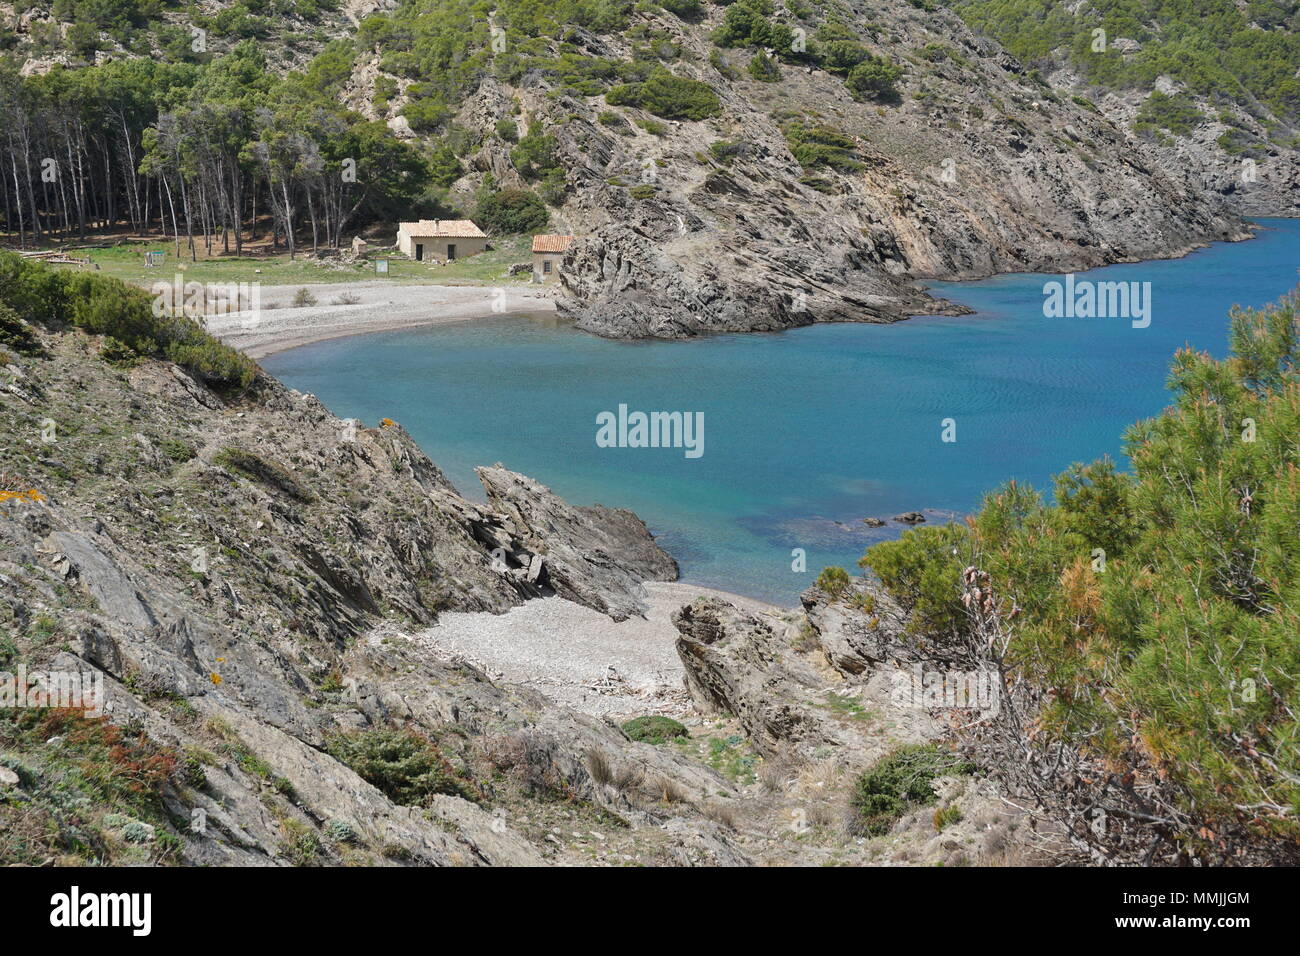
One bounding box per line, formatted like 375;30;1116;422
660;0;703;17
510;128;559;180
860;522;968;637
476;186;550;234
846;57;903;103
325;727;474;805
622;715;689;744
426;145;464;188
99;336;139;367
606;68;722;120
850;744;973;835
815;565;851;598
628;183;657;199
747;51;781;82
783;119;861;171
814;39;870;75
158;438;197;463
0;302;44;356
324;819;357;844
713;0;795;52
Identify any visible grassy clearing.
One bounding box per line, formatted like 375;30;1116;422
42;237;536;290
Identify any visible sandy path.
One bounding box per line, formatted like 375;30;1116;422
414;582;787;720
203;281;557;358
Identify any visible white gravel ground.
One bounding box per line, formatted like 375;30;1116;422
414;583;784;720
204;281;556;357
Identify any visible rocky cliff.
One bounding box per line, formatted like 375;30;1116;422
428;2;1253;337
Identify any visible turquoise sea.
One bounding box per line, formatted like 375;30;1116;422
264;218;1300;604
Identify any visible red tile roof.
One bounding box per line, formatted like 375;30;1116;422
532;234;575;253
400;219;486;238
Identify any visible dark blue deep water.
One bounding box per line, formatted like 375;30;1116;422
264;219;1300;603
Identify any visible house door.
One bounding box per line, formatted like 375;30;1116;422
415;243;424;261
447;244;457;261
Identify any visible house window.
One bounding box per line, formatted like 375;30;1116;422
543;259;552;274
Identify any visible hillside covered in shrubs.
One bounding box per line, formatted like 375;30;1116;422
0;251;254;391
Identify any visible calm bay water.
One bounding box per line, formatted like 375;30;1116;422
264;219;1300;604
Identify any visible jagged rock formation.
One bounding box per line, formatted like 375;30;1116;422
1058;73;1300;219
475;464;678;620
674;594;934;761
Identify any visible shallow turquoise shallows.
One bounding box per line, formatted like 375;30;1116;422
264;218;1300;604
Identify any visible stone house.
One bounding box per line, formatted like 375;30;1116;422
397;220;488;262
531;234;574;282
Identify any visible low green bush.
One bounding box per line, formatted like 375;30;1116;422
158;438;196;463
850;744;973;835
747;51;781;82
815;565;851;598
783;119;862;171
606;68;722;120
0;302;44;356
660;0;703;17
325;727;474;805
0;251;255;393
99;336;140;367
622;715;689;744
846;57;903;103
476;186;550;234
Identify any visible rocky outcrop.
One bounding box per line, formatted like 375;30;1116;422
1048;74;1300;219
475;465;678;620
672;594;938;763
